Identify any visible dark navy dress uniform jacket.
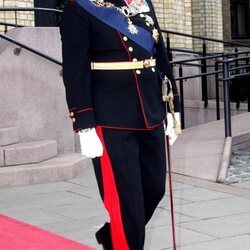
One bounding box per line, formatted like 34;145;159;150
60;0;180;132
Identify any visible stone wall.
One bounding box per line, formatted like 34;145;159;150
153;0;193;49
0;0;34;32
191;0;224;52
222;0;231;41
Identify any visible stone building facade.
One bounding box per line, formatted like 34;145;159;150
0;0;249;52
0;0;34;28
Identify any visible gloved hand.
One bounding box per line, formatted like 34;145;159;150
165;112;181;145
78;128;103;158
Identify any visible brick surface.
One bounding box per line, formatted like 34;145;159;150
0;0;34;31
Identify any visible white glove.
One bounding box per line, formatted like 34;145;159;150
165;112;181;145
78;128;103;158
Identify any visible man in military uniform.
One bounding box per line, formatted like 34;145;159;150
60;0;180;249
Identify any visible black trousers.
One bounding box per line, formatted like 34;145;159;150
92;124;167;250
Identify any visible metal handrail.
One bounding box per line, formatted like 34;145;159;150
0;7;62;29
0;22;22;28
171;54;224;65
162;29;250;48
0;33;62;66
0;7;62;13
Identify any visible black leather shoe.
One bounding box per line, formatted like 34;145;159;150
95;222;114;250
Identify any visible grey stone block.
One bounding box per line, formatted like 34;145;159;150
0;181;84;204
173;197;250;219
4;140;57;166
0;207;75;227
0;153;86;187
146;207;195;229
0;189;89;210
172;187;232;202
145;225;215;250
0;148;3;167
178;235;250;250
165;182;196;192
158;194;192;209
0;126;19;146
179;212;250;239
46;200;108;221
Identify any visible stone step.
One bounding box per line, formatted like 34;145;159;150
0;126;19;146
0;153;88;188
1;140;57;166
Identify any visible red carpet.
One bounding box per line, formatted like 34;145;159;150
0;214;95;250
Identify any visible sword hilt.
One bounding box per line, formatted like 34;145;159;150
162;76;182;136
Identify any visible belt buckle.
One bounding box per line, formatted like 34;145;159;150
143;60;151;68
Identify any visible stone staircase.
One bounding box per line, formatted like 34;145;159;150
0;126;87;188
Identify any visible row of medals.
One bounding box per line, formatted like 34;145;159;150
91;0;159;42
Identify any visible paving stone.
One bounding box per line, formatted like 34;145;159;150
165;181;196;191
46;200;109;221
147;207;197;229
66;162;97;188
40;217;104;234
0;181;83;201
172;187;233;202
0;148;3;167
232;181;250;189
178;235;250;250
67;186;102;201
0;208;75;226
0;190;88;209
158;194;192;209
179;212;250;238
40;216;105;249
145;225;215;250
173;197;250;219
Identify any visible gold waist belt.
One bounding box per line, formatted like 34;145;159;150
91;59;156;70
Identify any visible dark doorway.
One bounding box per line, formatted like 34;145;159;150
34;0;64;27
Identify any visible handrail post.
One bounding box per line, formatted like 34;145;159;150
215;61;220;120
166;33;173;63
248;84;250;112
234;47;239;74
234;47;240;109
14;10;17;28
179;65;185;129
222;54;232;137
247;57;250;112
202;41;208;108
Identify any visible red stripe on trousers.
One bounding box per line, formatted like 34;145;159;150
96;126;129;250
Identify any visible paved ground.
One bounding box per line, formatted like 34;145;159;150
171;112;250;182
1;159;250;250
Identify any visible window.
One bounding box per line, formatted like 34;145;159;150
231;0;250;39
